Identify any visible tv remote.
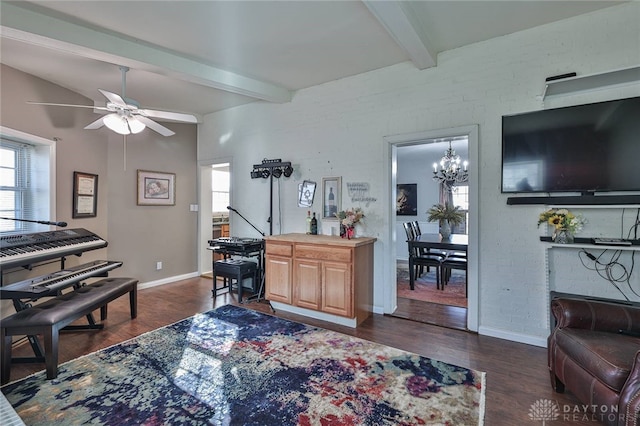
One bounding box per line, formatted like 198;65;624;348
592;238;632;246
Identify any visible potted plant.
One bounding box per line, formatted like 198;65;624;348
426;203;465;240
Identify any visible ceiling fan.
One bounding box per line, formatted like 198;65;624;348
28;66;197;137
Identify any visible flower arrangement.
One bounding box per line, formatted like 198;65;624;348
335;207;365;228
426;203;466;226
537;208;586;233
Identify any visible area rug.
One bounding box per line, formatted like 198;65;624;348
2;305;485;425
397;265;467;308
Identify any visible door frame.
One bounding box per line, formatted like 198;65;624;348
384;125;479;332
197;157;233;275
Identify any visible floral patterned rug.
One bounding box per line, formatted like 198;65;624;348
2;305;485;425
397;264;468;308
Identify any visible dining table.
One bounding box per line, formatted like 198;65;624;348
407;233;468;290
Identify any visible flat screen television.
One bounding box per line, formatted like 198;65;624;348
501;96;640;195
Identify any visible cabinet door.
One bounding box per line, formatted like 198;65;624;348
294;259;321;310
321;261;352;317
265;255;292;304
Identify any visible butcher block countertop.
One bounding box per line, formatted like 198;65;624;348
264;233;376;247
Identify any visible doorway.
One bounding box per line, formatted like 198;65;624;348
385;125;478;332
197;159;232;277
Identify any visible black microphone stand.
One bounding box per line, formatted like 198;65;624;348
0;217;67;227
226;207;265;236
225;206;272;310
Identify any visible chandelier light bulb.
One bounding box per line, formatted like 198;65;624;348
432;141;469;191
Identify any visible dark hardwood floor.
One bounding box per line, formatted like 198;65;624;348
5;276;595;425
392;261;468;330
391;297;468;330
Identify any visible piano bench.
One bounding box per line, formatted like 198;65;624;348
1;277;138;384
213;259;257;302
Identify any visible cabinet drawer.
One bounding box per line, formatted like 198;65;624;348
295;244;351;263
266;242;293;257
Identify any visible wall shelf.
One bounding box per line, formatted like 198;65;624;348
543;65;640;100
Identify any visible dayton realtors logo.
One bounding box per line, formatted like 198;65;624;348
528;399;630;424
528;399;560;424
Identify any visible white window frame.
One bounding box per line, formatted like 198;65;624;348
0;126;56;234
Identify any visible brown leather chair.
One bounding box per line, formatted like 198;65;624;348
548;297;640;425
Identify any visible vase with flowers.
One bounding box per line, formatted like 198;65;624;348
426;203;466;241
537;208;586;244
335;208;364;239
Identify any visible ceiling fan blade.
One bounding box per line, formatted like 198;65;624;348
84;115;106;130
136;116;176;137
27;101;109;111
98;89;127;107
138;109;197;123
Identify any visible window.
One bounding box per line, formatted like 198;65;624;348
452;185;469;211
211;163;230;213
0;128;54;234
452;185;469;235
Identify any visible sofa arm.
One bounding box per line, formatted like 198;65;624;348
551;298;640;333
619;350;640;426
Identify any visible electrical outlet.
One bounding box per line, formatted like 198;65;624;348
156;261;162;270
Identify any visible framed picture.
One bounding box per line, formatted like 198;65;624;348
73;171;98;218
322;176;341;219
397;183;418;216
298;180;317;208
137;170;176;206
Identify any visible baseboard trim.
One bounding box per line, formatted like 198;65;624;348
478;326;547;348
138;272;200;290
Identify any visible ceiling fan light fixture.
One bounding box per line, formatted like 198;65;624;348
127;117;146;134
103;113;130;135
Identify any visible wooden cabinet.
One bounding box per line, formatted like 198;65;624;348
212;223;231;262
265;233;376;326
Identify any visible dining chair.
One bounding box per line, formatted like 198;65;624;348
441;252;468;296
403;222;445;289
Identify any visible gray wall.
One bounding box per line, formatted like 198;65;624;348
0;65;198;294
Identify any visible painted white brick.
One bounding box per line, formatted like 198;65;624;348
200;3;640;343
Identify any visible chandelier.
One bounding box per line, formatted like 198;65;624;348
432;141;468;190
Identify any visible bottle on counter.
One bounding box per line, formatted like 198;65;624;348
306;210;312;234
311;212;318;235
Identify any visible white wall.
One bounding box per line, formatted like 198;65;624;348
199;3;640;345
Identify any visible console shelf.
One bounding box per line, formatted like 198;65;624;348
540;236;640;251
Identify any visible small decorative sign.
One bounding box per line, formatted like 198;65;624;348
346;182;377;207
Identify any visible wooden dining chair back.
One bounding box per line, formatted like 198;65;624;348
403;222;445;290
411;221;421;237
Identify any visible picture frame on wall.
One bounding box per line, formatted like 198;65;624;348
396;183;418;216
72;171;98;218
298;180;317;208
322;176;341;219
137;170;176;206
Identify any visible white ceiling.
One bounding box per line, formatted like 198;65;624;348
0;0;625;122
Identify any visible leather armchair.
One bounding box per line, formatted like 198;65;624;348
548;298;640;426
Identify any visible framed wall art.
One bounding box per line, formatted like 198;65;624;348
298;180;317;208
322;176;341;219
137;170;176;206
73;171;98;218
396;183;418;216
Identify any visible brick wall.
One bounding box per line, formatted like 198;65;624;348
199;3;640;345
